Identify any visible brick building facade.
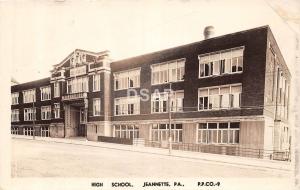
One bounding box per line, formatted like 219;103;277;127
11;25;291;154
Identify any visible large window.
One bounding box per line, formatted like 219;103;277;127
23;89;36;103
151;123;183;143
54;82;60;97
198;122;240;144
11;109;19;122
24;108;36;121
115;96;140;116
41;126;50;137
40;86;51;101
199;47;244;78
93;98;101;116
41;106;51;120
11;127;18;135
198;84;242;110
151;58;185;85
23;127;34;136
113;125;139;139
93;74;101;91
114;68;140;90
11;92;19;105
54;103;60;118
66;76;89;94
151;92;168;113
170;91;184;112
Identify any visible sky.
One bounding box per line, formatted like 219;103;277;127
4;0;299;83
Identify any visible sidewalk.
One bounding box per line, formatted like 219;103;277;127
12;135;293;172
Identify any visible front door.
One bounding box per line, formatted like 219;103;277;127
78;107;86;137
78;124;86;137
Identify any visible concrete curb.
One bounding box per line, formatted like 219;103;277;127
12;135;293;172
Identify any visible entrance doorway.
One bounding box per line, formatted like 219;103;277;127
78;107;86;137
78;124;86;137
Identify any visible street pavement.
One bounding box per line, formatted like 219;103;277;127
11;138;292;178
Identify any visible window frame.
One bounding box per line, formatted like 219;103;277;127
197;122;240;145
23;89;36;103
151;58;186;85
151;92;169;113
41;106;51;120
114;96;140;116
93;98;101;116
40;86;51;101
151;123;183;143
93;73;101;92
11;92;19;105
114;68;141;91
66;76;89;94
24;108;36;121
54;82;60;97
11;109;19;122
198;47;244;79
54;103;60;119
198;84;242;111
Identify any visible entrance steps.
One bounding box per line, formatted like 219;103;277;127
133;138;145;146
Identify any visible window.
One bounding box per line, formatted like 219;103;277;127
24;108;36;121
151;59;185;85
230;85;242;108
114;68;140;90
54;103;60;118
151;92;168;113
199;47;244;78
11;109;19;122
198;84;242;110
66;76;89;94
151;123;182;143
54;82;60;97
93;98;101;116
11;127;18;135
115;96;140;116
41;126;50;137
93;74;101;91
40;86;51;101
23;89;36;103
170;91;184;112
23;127;34;136
41;106;51;120
11;92;19;105
113;125;139;139
198;122;240;144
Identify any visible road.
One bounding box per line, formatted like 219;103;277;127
11;138;291;178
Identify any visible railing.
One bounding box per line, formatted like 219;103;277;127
144;140;290;161
62;92;87;101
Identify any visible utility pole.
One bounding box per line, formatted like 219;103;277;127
168;82;172;155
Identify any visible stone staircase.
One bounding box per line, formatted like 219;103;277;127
133;138;145;146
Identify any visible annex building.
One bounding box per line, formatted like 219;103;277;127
11;26;291;158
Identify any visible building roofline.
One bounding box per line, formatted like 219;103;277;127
11;77;50;87
112;25;270;64
53;49;110;69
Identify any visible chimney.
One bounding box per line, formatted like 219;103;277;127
203;26;215;40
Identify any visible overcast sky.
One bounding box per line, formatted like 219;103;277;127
7;0;299;83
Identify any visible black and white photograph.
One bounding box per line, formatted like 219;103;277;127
0;0;299;190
